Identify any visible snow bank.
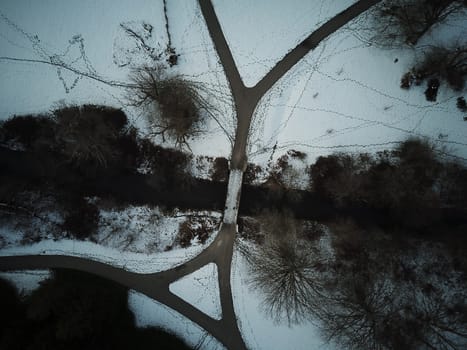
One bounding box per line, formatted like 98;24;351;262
0;232;218;274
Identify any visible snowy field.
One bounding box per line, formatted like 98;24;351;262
1;0;466;349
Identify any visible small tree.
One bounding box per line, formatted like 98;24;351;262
129;66;205;147
242;210;325;325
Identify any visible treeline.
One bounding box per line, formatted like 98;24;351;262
0;270;191;350
0;105;197;239
310;138;467;230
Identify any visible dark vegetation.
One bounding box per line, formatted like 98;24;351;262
317;218;467;350
0;271;191;350
372;1;467;104
1;111;466;239
210;157;229;182
374;0;466;47
129;66;205;146
401;46;467;101
310;138;467;230
176;215;219;248
241;207;467;349
239;210;327;325
0;105;196;240
239;139;467;349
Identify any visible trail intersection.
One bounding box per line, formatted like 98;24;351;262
0;1;381;349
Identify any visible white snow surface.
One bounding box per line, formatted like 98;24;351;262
129;290;226;350
169;262;222;320
246;23;467;166
0;270;50;294
0;231;218;274
212;0;354;87
223;169;243;224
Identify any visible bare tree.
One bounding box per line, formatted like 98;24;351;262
317;274;398;350
314;221;467;350
372;0;466;46
241;210;326;325
129;66;209;147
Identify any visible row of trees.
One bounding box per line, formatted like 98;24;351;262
0;105;195;240
310;138;467;228
240;139;467;349
241;210;467;349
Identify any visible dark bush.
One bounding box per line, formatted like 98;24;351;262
244;163;263;184
373;0;466;47
130;66;204;146
54;105;129;168
310;139;447;228
0;114;55;151
457;96;467;112
424;78;440;101
287;149;307;160
238;216;263;244
211;157;229;182
62;197;100;239
139;139;190;188
176;216;216;247
402;46;467;100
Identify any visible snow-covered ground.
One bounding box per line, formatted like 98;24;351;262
1;0;466;349
169;262;221;320
129;289;226;350
0;204;221;273
210;0;467;165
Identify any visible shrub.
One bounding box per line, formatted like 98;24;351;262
139;139;190;188
310;153;369;206
211;157;229;182
53;105;129;168
176;216;217;247
243;163;263;184
62;197;100;239
402;46;467;100
457;96;467;112
130;66;204;146
238;216;263;244
0;114;55;151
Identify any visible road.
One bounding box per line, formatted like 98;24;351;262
0;1;381;349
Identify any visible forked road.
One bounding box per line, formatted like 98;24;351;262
0;1;381;349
